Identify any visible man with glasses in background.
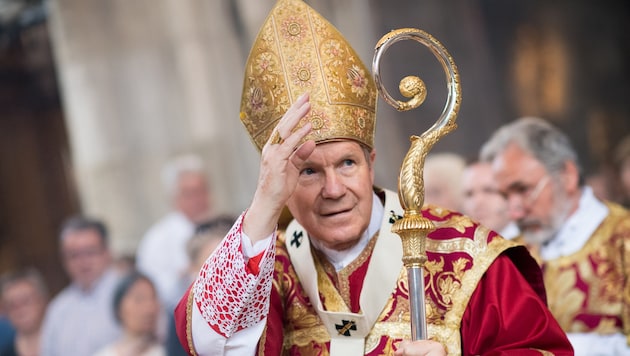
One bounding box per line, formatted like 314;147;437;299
480;117;630;355
40;215;122;356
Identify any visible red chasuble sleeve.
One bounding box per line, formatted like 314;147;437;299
255;281;285;355
461;253;573;355
174;284;194;355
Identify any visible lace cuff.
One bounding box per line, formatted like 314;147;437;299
193;213;276;337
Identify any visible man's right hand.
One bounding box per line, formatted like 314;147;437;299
394;340;447;356
243;92;314;243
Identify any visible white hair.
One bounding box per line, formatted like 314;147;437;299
423;152;466;210
480;117;581;180
160;154;206;198
424;152;466;185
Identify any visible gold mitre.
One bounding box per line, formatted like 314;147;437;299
240;0;377;152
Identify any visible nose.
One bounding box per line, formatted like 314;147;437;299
321;171;346;199
506;195;526;221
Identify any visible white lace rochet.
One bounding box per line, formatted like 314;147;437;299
193;214;276;337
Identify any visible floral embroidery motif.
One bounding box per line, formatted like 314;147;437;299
283;18;304;40
347;65;368;96
322;39;346;67
247;86;267;115
292;62;315;87
308;110;329;132
255;52;274;75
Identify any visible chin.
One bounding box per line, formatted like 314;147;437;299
522;228;554;246
319;231;363;250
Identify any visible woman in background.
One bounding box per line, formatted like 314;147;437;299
94;272;165;356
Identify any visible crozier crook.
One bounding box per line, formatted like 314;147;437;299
372;28;462;341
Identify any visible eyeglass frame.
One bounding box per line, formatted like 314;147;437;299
500;175;550;210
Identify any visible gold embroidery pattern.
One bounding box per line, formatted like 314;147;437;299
278;234;515;355
313;253;350;313
336;232;379;309
543;202;630;334
423;227;518;355
365;322;410;353
185;284;198;356
283;312;330;348
275;197;518;355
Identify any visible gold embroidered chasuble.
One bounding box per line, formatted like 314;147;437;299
258;189;523;355
539;201;630;342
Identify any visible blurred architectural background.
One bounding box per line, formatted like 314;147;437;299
1;0;628;294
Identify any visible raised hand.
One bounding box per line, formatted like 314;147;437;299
243;93;314;242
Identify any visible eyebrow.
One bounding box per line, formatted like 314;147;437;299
302;151;362;167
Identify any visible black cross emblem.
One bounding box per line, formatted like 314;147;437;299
291;230;303;248
335;320;357;337
389;210;403;224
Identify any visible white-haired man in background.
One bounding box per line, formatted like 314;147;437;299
480;117;630;355
136;154;213;310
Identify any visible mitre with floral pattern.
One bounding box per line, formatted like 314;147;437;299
239;0;377;152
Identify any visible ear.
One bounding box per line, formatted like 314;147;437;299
369;148;376;183
562;160;580;193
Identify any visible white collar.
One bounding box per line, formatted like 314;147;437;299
499;222;520;240
309;192;384;271
541;186;608;260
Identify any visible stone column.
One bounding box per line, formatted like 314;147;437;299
48;0;260;255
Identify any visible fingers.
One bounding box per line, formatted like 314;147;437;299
266;93;311;148
394;340;446;356
283;122;312;153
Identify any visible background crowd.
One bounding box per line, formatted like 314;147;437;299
0;154;236;356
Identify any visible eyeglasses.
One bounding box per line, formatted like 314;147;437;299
502;175;550;209
62;247;105;261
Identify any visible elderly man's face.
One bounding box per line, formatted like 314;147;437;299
491;143;572;245
287;141;375;251
175;172;211;224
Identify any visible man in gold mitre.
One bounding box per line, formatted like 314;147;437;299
174;0;573;355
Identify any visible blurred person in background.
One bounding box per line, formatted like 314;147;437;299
423;152;466;212
40;215;122;356
136;154;213;311
481;117;630;355
0;312;15;356
94;272;165;356
0;268;49;356
185;215;236;275
166;215;236;356
461;160;520;239
614;134;630;208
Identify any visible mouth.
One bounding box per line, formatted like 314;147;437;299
320;207;352;218
518;219;541;232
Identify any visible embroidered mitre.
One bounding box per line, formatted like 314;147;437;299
239;0;377;152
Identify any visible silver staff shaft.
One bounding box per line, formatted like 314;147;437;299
408;266;428;340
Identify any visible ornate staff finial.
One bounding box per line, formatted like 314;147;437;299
372;28;462;341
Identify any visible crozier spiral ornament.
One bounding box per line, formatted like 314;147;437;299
372;28;462;341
